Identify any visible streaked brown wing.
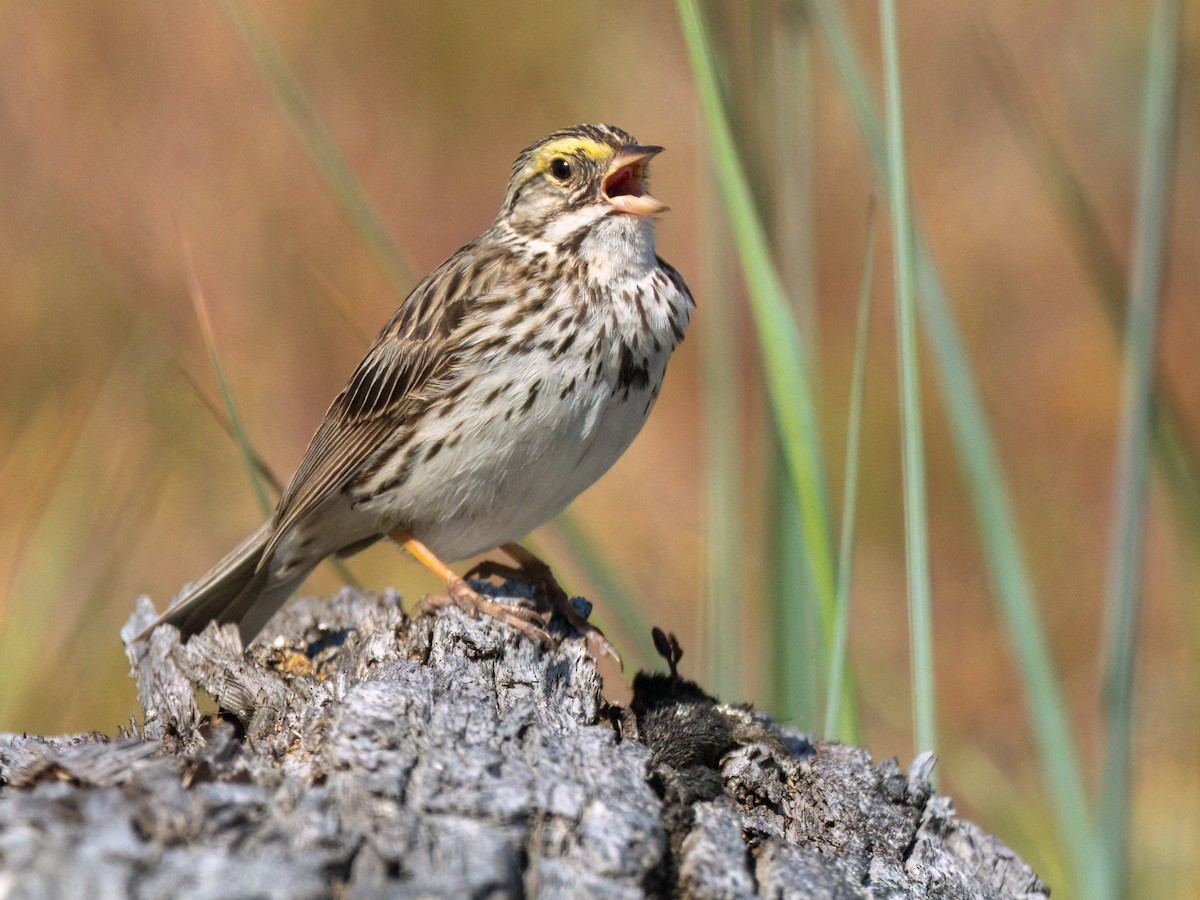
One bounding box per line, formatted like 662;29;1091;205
262;245;510;556
269;338;439;540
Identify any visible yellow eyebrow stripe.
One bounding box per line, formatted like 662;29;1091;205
533;138;614;171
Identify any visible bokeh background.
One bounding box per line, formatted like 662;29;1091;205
1;2;1197;896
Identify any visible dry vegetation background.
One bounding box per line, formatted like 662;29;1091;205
0;2;1197;894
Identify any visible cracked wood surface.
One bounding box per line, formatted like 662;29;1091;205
0;585;1049;898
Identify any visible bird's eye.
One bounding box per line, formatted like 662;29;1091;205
549;157;572;181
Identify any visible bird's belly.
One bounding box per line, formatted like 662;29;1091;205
356;353;663;562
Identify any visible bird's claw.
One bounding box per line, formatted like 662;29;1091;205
522;565;623;670
481;553;623;669
415;578;552;646
440;556;621;666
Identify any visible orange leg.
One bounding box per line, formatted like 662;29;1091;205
469;541;621;668
393;533;550;645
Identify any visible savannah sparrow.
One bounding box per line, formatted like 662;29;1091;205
138;124;693;660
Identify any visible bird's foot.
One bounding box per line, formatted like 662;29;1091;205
415;576;551;646
469;547;622;669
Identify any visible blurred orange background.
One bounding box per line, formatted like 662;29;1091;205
1;2;1197;895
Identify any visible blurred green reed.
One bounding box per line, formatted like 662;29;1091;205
700;144;741;702
878;0;936;763
824;202;875;739
704;2;830;727
677;0;846;738
763;5;826;730
1098;0;1181;896
680;2;1189;898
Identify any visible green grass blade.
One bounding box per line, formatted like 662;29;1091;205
772;3;820;366
219;0;416;294
767;5;824;729
676;0;838;658
810;0;1101;891
1099;1;1182;895
181;237;272;519
825;202;876;740
769;469;821;723
879;0;936;761
701;144;742;701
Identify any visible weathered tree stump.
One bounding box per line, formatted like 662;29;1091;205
0;584;1048;898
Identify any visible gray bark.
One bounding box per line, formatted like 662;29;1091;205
0;584;1049;899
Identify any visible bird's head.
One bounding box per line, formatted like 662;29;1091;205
498;124;667;240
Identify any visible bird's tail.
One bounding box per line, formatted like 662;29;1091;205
135;522;313;645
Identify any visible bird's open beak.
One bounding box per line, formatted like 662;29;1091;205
602;145;668;217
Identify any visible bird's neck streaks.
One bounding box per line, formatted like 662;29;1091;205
470;214;689;408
